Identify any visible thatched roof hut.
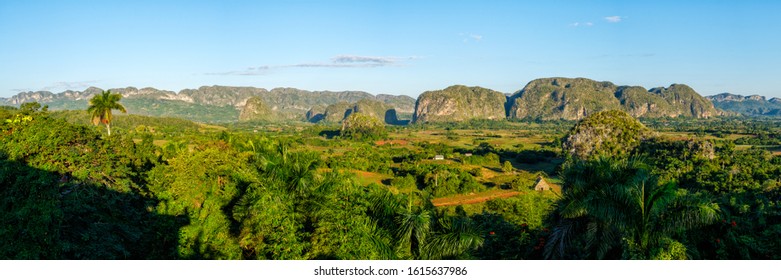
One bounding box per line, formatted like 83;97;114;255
534;176;551;191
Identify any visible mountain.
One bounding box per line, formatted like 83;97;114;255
508;78;721;120
1;86;416;123
309;98;409;125
1;78;732;124
238;96;277;122
706;93;781;116
413;85;507;123
562;110;654;159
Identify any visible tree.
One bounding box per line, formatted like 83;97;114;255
545;157;719;259
87;90;126;136
370;191;483;259
502;160;514;173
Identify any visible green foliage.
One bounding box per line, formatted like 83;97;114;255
562;110;652;159
340;112;387;141
121;98;239;123
485;193;555;229
398;163;485;197
547;157;719;259
0;112;178;259
325;144;393;174
2;103;781;260
502;160;513;173
368;191;484;260
50;110;207;137
148;146;248;259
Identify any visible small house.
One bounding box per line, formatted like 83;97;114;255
533;176;551;191
464;153;473;157
434;155;445;160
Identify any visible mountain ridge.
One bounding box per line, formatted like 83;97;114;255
5;78;765;123
1;85;416;123
706;92;781;116
507;77;721;120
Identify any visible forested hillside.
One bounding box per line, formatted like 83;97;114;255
2;104;780;260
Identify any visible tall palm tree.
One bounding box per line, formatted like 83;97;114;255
87;90;126;136
545;156;719;259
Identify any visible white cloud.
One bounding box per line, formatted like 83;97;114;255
332;55;396;64
604;16;624;23
36;80;100;92
459;33;483;42
570;22;594;27
206;55;419;76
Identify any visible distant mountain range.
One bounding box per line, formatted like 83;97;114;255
3;78;778;124
0;86;416;123
706;93;781;116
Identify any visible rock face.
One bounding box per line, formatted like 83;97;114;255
509;78;621;120
316;99;407;125
707;93;781;116
508;78;721;120
2;87;104;105
648;84;719;118
562;110;653;159
374;94;416;114
413;85;507;123
322;102;355;123
238;97;276;122
305;105;326;123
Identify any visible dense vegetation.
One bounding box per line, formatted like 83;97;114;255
1;103;780;259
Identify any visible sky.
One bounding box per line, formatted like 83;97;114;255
1;0;780;98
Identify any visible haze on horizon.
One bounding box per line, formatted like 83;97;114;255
1;1;780;99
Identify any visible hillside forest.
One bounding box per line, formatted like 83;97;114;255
1;98;780;260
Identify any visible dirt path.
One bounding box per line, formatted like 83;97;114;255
432;189;523;207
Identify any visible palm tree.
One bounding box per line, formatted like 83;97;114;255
87;90;126;136
545;156;719;259
371;191;484;259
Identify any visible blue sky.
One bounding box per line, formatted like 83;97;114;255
1;1;780;98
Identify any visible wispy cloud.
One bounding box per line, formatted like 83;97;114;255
9;81;101;93
459;33;483;43
40;80;100;91
8;80;100;93
332;55;395;64
206;55;419;76
570;22;594;27
604;16;624;23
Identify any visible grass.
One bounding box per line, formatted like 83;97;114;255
389;128;559;150
318;168;393;188
431;189;523;207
